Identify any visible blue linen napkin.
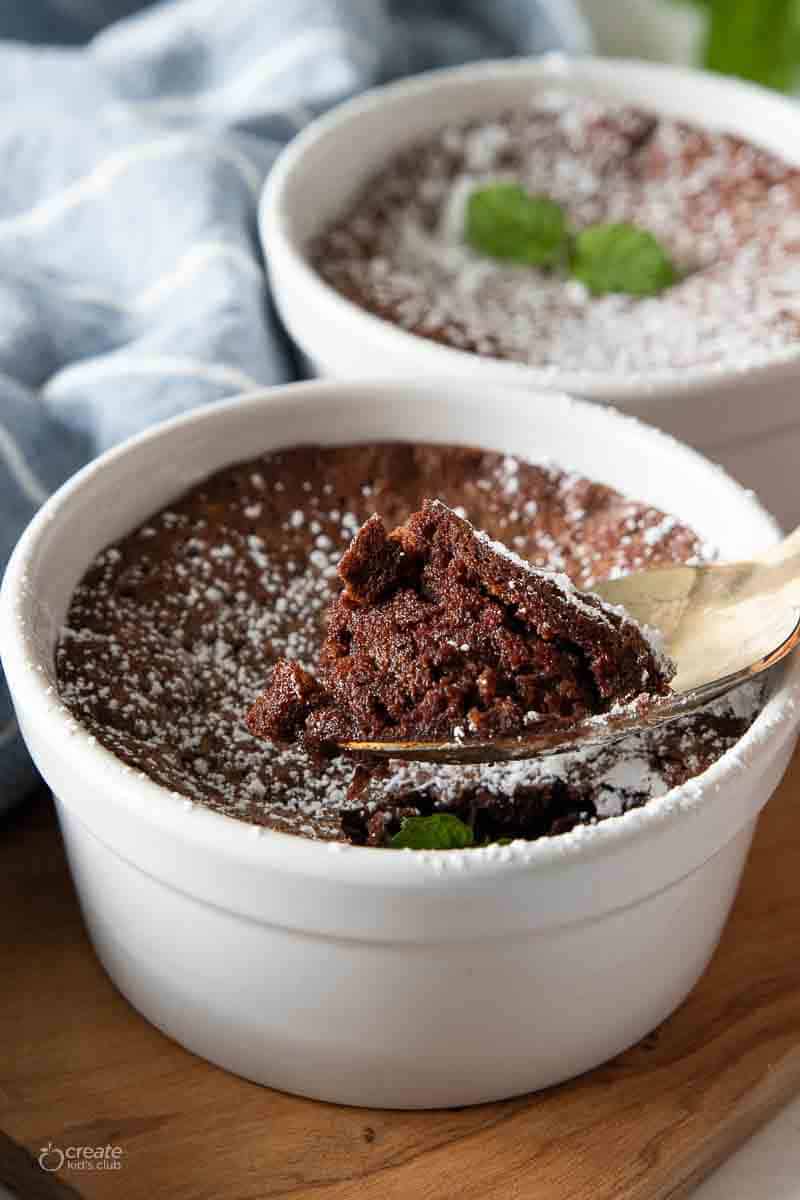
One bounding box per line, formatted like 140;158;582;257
0;0;590;810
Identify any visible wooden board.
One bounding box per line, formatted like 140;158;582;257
3;749;800;1200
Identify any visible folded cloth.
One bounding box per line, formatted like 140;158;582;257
0;0;590;810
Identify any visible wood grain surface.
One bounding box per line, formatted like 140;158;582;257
3;750;800;1200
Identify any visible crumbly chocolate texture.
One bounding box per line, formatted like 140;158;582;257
248;501;672;752
312;95;800;373
55;441;759;846
252;659;326;746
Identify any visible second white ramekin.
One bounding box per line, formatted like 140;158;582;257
260;57;800;526
2;380;798;1107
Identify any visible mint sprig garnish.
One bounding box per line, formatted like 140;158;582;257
571;223;677;297
391;813;474;850
465;185;569;268
464;187;677;297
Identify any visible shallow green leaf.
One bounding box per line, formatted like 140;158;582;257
671;0;800;92
571;222;677;297
391;813;475;850
465;184;569;267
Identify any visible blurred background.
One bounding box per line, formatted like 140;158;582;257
1;1;799;92
581;0;800;91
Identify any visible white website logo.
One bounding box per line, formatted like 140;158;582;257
38;1141;124;1173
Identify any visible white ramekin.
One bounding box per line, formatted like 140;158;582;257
2;380;798;1108
260;56;800;527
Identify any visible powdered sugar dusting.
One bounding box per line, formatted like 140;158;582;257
381;679;763;824
314;94;800;374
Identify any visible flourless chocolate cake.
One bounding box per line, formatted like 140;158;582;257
56;442;761;846
247;500;672;754
312;94;800;373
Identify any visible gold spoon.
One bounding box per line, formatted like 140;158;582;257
341;529;800;764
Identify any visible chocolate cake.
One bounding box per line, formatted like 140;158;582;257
247;501;672;753
55;442;761;846
312;94;800;373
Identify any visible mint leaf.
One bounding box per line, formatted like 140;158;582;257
465;185;569;267
570;223;677;297
391;813;474;850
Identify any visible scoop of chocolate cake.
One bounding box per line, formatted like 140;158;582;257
247;500;673;753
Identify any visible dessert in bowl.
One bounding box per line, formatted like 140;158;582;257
261;56;800;525
1;380;798;1107
246;497;674;775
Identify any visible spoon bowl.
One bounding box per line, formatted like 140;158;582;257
343;530;800;764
